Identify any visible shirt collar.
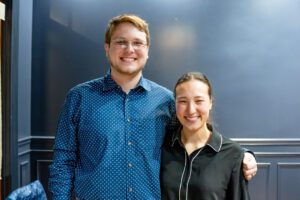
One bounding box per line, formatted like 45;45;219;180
170;127;182;147
103;70;151;92
171;126;223;152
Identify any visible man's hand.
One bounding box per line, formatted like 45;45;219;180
243;152;258;181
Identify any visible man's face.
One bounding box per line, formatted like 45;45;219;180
104;22;149;79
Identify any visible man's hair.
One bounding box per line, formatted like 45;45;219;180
105;14;150;46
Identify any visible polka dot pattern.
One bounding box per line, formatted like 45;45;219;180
49;72;175;199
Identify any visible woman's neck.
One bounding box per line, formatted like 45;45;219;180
181;126;211;155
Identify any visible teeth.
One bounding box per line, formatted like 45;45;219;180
186;116;199;121
122;58;135;62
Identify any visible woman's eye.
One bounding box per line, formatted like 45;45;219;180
195;100;205;104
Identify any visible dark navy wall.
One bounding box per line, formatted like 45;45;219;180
8;0;299;198
31;0;300;138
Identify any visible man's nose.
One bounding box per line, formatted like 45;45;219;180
125;42;135;51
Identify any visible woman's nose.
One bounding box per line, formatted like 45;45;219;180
187;102;196;113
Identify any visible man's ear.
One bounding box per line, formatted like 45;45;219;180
104;43;109;57
145;46;149;59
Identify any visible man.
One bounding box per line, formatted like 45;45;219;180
49;14;257;199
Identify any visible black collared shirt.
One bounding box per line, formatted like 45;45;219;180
161;128;250;200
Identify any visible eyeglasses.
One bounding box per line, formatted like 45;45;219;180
112;40;147;50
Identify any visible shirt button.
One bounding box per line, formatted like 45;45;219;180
128;141;132;145
128;163;132;167
127;118;131;122
128;187;133;192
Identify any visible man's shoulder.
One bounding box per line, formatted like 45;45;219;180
143;78;173;96
70;77;104;93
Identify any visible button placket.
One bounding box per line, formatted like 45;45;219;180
125;94;134;197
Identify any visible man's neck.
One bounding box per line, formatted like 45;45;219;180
111;71;142;94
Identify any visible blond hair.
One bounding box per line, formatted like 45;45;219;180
105;14;150;46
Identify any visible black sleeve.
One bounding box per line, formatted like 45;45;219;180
227;152;251;200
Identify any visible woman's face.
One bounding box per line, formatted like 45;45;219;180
175;79;212;133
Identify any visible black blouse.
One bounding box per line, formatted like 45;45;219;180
160;128;250;200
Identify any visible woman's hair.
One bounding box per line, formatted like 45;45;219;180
105;14;150;46
174;72;214;130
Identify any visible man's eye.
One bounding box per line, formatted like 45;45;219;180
133;41;144;46
116;41;127;45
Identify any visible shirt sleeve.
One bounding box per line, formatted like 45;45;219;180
48;89;81;200
165;100;179;137
242;147;256;157
228;152;251;200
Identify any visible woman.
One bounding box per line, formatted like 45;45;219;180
161;72;250;199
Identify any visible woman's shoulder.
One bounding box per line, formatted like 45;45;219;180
220;134;244;157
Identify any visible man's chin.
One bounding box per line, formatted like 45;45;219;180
119;67;144;75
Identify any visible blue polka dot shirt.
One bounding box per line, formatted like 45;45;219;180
49;72;175;199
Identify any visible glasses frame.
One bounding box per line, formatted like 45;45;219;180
111;39;147;50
